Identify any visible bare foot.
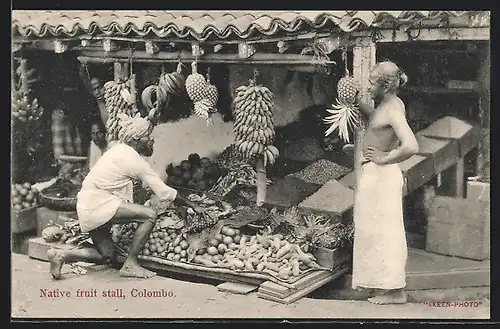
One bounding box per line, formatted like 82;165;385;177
368;290;407;305
47;249;65;280
119;262;157;279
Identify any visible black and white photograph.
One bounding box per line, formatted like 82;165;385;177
11;10;490;320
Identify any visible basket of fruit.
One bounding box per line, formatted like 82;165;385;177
11;182;39;233
165;153;228;193
39;180;80;211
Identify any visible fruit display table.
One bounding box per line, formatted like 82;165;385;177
114;254;349;304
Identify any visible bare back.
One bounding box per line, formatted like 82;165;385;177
362;97;406;157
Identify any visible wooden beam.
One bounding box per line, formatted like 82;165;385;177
16;31;335;45
76;50;336;66
476;42;490;180
354;27;489;43
352;38;376;189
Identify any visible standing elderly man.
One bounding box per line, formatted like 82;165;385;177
47;113;205;279
350;61;419;305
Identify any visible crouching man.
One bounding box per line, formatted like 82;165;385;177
47;113;205;279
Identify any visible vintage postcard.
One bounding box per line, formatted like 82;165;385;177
11;10;490;320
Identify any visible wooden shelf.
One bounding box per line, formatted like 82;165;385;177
401;86;478;95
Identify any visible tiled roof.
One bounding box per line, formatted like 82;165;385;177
12;10;475;41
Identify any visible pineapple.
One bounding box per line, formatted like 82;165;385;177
205;84;218;110
293;214;332;252
185;61;207;103
324;74;360;143
337;76;358;104
315;223;355;250
205;71;219;110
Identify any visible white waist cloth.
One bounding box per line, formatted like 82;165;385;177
351;161;407;290
77;143;177;233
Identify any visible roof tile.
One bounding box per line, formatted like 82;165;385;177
12;10;478;41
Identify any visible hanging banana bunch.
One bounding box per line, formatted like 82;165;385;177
103;71;140;142
141;65;172;124
324;49;360;143
11;59;43;124
232;70;280;167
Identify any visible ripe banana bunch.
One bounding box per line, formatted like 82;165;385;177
11;89;44;123
103;78;139;141
232;81;280;166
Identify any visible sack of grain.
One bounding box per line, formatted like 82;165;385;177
290;159;351;186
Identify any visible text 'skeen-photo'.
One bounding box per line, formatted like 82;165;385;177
11;10;491;321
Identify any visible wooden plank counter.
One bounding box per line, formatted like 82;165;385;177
419;116;481;158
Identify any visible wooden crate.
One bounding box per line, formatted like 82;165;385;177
311;246;350;270
398;155;435;196
425;196;490;261
415;133;460;174
36;207;77;236
11;207;38;234
419;116;480;157
466;181;490;203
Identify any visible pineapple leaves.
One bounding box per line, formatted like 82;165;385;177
323;101;360;143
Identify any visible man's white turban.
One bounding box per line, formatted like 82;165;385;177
117;113;153;143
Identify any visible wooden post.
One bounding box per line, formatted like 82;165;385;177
352;38;376;188
256;155;266;206
252;69;267;207
476;42;490;181
439;160;465;198
113;62;129;83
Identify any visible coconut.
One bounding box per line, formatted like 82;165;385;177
193;168;205;181
181;160;192;172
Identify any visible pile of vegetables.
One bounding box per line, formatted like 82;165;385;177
166;153;223;191
111;192;326;282
209;161;271;197
257;206;354;252
11;182;39;211
41;216;90;245
214;144;248;168
193;231;321;280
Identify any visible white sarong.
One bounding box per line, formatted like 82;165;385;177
351;161;407;290
77;143;177;233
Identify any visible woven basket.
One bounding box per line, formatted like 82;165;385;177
39;189;78;211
